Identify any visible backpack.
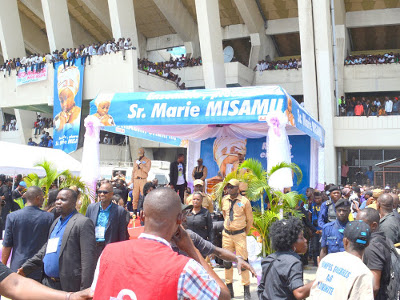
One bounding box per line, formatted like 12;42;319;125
382;242;400;300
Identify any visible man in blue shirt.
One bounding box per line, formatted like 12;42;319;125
320;198;351;260
318;185;342;228
2;186;53;281
365;166;374;185
86;182;129;260
20;189;96;292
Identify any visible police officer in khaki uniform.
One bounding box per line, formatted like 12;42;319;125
221;179;253;300
185;180;214;213
130;148;151;213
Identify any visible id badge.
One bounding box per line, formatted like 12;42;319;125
95;226;105;239
46;237;60;254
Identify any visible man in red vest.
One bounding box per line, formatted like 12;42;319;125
91;187;230;300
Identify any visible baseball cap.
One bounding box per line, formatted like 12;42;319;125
335;198;351;210
385;185;390;190
193;179;204;186
344;220;371;246
227;179;240;187
18;181;27;188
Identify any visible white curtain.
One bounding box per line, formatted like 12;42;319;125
80;115;101;202
266;112;293;190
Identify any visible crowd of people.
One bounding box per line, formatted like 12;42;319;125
339;95;400;116
138;55;201;90
0;37;135;77
27;131;53;148
1;118;17;131
254;58;302;73
345;52;400;65
0;148;400;300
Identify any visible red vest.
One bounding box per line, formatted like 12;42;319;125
93;238;190;300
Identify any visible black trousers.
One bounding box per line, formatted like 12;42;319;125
341;176;347;185
174;184;186;203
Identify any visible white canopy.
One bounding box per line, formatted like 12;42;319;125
0;141;81;176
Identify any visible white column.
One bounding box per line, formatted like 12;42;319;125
108;0;139;50
234;0;277;69
152;0;200;58
297;0;318;119
41;0;73;52
14;109;38;144
195;0;226;89
0;0;26;60
312;0;336;184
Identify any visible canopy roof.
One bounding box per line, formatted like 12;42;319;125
0;141;81;176
90;86;324;146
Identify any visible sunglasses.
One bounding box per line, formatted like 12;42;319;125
97;190;110;195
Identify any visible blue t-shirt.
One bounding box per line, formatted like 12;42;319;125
309;203;322;230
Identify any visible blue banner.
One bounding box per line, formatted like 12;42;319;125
90;86;324;146
201;135;311;196
103;125;184;147
53;59;84;153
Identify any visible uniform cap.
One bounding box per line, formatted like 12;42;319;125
227;179;240;187
329;185;340;193
193;179;204;186
335;198;351;210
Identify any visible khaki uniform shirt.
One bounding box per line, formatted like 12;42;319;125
221;194;253;234
132;156;151;179
186;192;214;213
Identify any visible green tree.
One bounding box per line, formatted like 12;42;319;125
24;161;91;214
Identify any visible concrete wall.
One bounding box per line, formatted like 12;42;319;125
173;62;253;88
343;64;400;93
253;69;303;95
334;116;400;148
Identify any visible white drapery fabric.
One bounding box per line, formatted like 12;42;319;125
80;115;101;202
266;112;293;190
134;123;304;142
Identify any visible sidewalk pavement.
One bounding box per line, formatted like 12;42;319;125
214;264;318;299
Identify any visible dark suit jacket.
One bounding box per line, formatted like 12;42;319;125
22;211;96;292
169;161;187;187
85;202;129;244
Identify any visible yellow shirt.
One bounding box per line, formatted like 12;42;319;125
221;194;253;233
186;192;214;213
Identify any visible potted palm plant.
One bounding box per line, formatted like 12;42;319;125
24;161;91;214
213;158;304;257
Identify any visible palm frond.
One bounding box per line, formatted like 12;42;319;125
267;162;303;186
246;178;268;202
212;171;244;207
239;159;266;180
274;191;304;209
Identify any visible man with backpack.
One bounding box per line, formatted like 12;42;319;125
357;208;400;300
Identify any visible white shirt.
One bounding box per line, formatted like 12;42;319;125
309;251;374;300
385;100;393;112
124;40;132;50
176;163;185;185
